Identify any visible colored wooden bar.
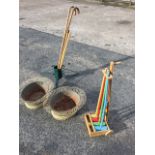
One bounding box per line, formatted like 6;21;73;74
84;114;112;137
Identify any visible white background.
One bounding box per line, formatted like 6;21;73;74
0;0;155;154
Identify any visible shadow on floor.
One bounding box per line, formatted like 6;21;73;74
109;104;135;133
100;0;135;8
64;55;134;80
69;0;135;8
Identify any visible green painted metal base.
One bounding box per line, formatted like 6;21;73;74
53;65;63;88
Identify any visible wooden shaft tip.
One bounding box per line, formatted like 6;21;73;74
70;6;74;9
69;6;80;15
114;61;122;65
73;7;80;15
102;68;107;74
110;61;122;66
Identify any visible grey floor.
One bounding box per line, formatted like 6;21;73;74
19;27;134;155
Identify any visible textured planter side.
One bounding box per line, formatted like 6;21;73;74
20;77;54;110
47;86;87;120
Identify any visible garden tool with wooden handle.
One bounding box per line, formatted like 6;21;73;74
57;6;80;69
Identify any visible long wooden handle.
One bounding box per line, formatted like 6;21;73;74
59;31;71;69
57;7;74;68
57;31;69;69
57;7;79;69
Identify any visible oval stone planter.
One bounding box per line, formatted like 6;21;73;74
47;86;87;120
20;77;54;110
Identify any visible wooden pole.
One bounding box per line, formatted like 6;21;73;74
57;7;80;69
57;7;74;69
59;31;71;69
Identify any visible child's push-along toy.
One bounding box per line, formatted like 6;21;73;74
84;61;119;137
53;6;80;87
